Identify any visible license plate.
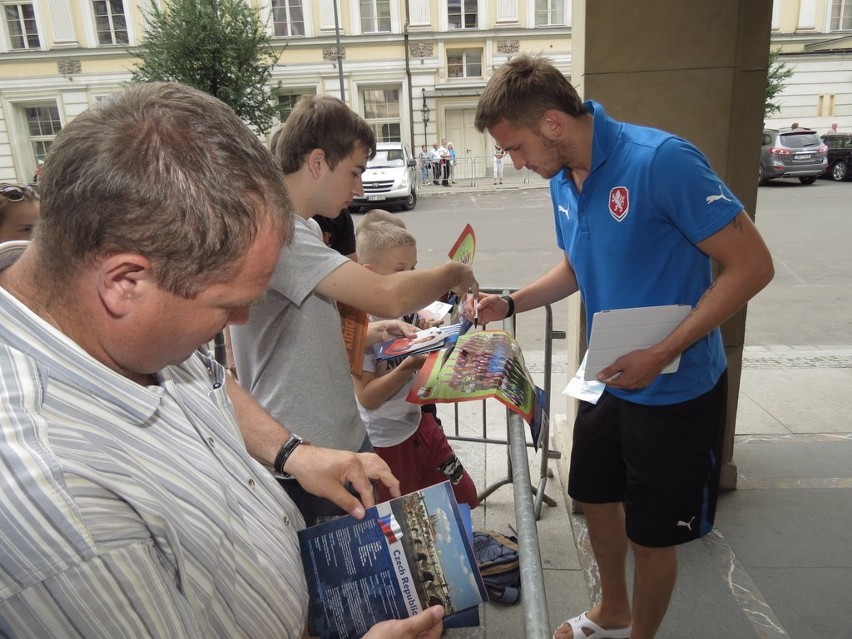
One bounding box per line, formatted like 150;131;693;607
368;195;386;201
796;154;812;160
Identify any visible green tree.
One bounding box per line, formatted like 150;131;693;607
765;48;794;120
130;0;280;134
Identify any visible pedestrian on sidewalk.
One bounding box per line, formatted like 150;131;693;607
419;144;431;185
493;145;505;185
472;54;774;639
438;139;450;187
429;142;442;185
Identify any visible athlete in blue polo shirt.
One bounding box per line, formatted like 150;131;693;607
472;55;774;639
551;100;741;406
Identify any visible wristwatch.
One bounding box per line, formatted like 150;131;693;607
274;434;310;478
501;295;515;319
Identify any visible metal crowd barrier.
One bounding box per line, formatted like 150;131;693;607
416;155;536;186
443;286;565;639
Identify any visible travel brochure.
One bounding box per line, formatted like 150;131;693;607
298;481;486;639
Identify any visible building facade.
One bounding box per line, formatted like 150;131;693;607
0;0;850;184
764;0;852;132
0;0;572;183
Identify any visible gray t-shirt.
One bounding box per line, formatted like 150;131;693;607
231;217;366;451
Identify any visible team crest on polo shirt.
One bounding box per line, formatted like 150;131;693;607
609;186;630;222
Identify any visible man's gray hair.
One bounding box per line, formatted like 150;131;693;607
37;82;294;297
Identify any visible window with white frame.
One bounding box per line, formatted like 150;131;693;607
278;90;314;122
362;88;401;142
25;103;62;164
360;0;390;33
830;0;852;30
4;2;40;49
447;49;482;79
535;0;564;26
271;0;304;36
92;0;128;45
448;0;477;30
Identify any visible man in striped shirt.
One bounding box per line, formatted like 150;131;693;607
0;83;443;639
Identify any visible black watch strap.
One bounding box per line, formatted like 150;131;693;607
274;434;310;477
501;295;515;319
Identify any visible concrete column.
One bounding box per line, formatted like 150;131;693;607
557;0;773;491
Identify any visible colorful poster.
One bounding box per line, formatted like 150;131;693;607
407;331;546;441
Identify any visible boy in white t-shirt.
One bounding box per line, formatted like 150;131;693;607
353;212;478;508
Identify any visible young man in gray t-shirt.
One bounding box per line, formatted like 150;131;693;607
231;95;477;525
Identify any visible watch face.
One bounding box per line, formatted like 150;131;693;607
275;434;305;476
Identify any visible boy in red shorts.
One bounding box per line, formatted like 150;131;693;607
352;211;478;508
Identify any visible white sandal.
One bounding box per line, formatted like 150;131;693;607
552;611;631;639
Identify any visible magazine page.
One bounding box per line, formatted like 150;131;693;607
372;322;464;362
446;224;476;324
406;331;547;445
338;301;369;375
417;300;453;325
447;223;476;265
298;481;486;639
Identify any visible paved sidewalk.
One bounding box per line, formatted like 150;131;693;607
436;335;852;635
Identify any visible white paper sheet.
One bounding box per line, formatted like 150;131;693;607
583;304;692;381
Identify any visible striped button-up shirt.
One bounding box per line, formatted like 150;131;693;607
0;246;308;638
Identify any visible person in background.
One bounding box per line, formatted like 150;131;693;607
0;183;40;243
472;55;774;639
438;139;450;186
0;81;442;639
493;145;505;185
447;141;457;184
353;211;479;508
314;209;358;260
31;161;45;184
824;122;838;135
418;144;431;185
429;141;442;185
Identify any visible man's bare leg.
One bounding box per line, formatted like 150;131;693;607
629;543;677;639
554;502;632;639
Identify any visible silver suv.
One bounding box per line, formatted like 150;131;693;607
759;128;827;185
351;141;417;212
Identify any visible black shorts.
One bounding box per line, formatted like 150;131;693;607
568;371;727;548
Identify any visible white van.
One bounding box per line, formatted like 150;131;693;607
350;141;417;212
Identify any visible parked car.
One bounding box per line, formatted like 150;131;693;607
350;141;417;212
820;132;852;181
759;128;827;185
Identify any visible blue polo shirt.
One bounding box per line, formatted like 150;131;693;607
551;101;742;405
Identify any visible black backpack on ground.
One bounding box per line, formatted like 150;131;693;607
473;529;521;605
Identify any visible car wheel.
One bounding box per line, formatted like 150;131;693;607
830;161;848;182
758;165;767;186
799;176;817;185
401;188;417;211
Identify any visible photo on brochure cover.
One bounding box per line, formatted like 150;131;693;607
298;481;486;639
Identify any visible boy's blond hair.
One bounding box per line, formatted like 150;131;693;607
357;208;405;229
355;209;416;265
